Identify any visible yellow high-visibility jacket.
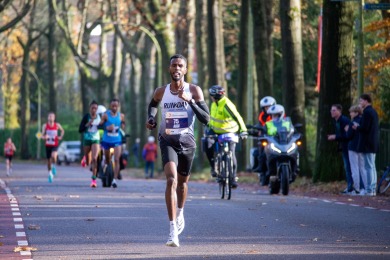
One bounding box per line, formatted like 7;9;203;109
209;96;247;134
265;120;291;136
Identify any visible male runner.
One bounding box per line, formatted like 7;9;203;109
42;112;64;183
146;54;210;247
99;98;125;188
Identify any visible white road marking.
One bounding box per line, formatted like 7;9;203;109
16;232;26;237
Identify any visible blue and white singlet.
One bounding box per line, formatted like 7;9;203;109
159;83;196;149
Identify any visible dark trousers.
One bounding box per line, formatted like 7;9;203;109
342;150;353;191
205;141;237;177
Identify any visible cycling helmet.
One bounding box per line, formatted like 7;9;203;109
260;96;276;108
209;85;225;99
148;136;155;143
267;104;285;122
97;105;107;115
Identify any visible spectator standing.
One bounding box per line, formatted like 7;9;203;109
143;136;158;179
327;104;353;193
345;105;365;195
353;94;379;196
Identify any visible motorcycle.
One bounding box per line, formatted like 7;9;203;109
249;117;301;195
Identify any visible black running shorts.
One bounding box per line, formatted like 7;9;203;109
159;137;196;177
45;146;58;159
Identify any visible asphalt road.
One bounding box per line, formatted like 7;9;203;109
1;163;390;260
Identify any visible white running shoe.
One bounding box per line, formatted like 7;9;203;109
166;225;179;247
112;179;117;188
176;213;185;235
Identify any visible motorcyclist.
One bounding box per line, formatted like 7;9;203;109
258;96;276;126
264;104;298;180
205;85;248;188
251;96;276;183
265;104;291;135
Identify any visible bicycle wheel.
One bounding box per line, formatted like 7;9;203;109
377;167;390;194
219;155;225;199
226;154;233;200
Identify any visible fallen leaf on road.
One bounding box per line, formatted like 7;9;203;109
261;225;267;228
28;225;40;230
248;208;256;210
26;213;31;216
312;238;318;242
0;242;3;246
0;235;4;238
14;246;37;252
86;218;95;221
95;205;100;208
69;195;79;198
244;250;260;254
34;196;42;200
300;224;307;227
336;240;342;242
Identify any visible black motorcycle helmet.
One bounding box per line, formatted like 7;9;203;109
209;85;225;99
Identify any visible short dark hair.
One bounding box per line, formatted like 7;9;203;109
360;93;372;103
111;98;120;103
90;100;98;106
170;54;187;65
332;104;342;111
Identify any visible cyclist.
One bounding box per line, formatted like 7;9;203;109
146;54;209;247
79;100;101;188
205;85;248;188
41;112;65;183
99;98;125;188
4;137;16;176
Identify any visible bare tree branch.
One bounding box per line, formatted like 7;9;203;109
52;0;99;71
0;0;32;33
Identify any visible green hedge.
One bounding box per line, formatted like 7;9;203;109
0;124;80;159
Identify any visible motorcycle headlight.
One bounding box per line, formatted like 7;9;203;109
287;143;297;153
270;143;282;154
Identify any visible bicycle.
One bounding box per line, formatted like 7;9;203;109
377;164;390;195
205;133;239;200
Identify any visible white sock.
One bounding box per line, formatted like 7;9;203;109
177;208;184;217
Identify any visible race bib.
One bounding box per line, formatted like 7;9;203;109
107;126;120;137
165;111;189;135
46;130;57;145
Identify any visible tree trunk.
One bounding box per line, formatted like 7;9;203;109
110;32;122;99
175;0;190;58
314;1;354;182
140;36;153;141
236;0;249;170
280;0;310;175
252;0;274;97
195;0;208;171
48;0;57;113
380;0;390;57
207;0;226;88
19;47;31;159
19;0;38;159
